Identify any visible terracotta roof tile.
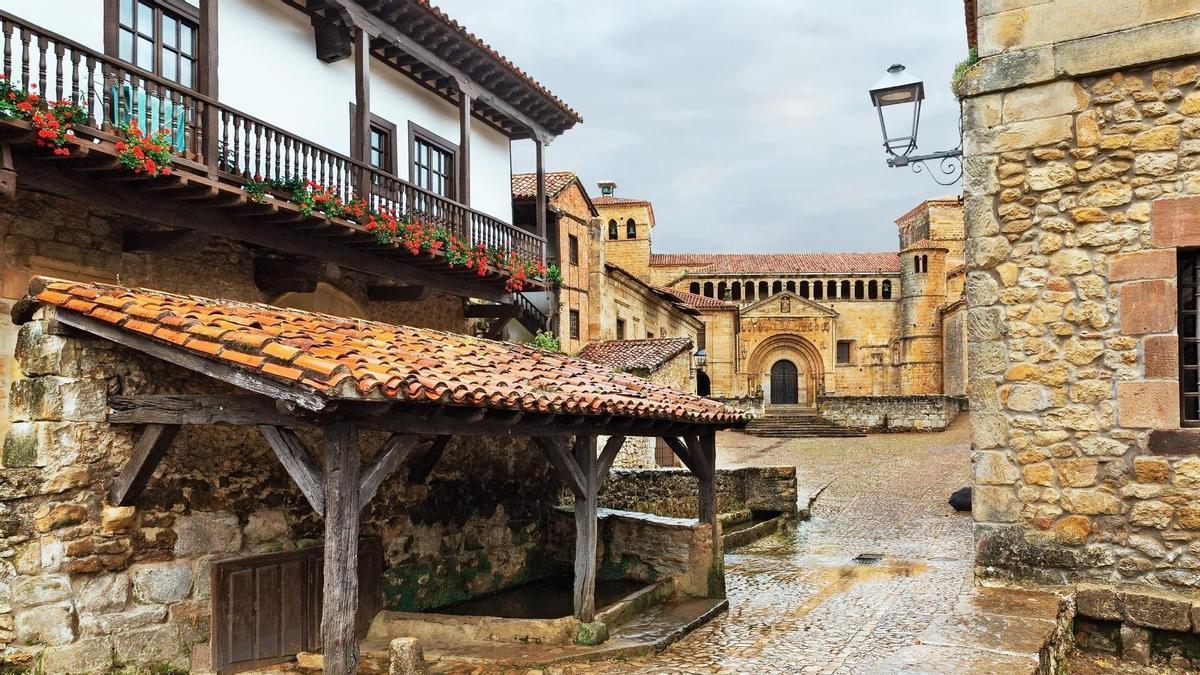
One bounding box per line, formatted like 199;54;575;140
578;338;694;373
654;286;736;310
649;252;901;274
511;171;578;200
593;195;651;206
900;239;950;252
29;278;745;427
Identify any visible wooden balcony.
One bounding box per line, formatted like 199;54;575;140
0;11;546;300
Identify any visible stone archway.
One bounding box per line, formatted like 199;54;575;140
747;334;825;408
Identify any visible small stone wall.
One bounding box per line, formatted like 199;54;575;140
710;395;764;419
1075;583;1200;668
817;395;966;432
597;466;798;519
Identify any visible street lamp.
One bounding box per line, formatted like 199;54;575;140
693;348;707;373
869;63;962;185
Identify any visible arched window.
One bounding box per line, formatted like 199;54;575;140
744;281;755;301
841;280;851;298
855;280;864;299
608;220;618;240
785;280;796;293
731;283;742;301
813;281;823;299
882;280;892;299
913;254;920;273
921;254;928;273
759;280;769;298
799;280;809;298
704;281;714;297
868;280;878;299
689;282;701;295
626;218;637;239
770;280;781;295
718;281;729;299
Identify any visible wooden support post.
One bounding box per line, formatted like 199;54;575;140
109;423;180;506
321;421;361;675
198;0;218;169
0;144;16;200
258;425;325;516
697;430;723;598
458;89;472;206
534;139;547;242
352;27;371;167
573;435;598;623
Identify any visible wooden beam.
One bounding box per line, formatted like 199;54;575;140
352;26;371;163
663;436;706;480
462;303;520;320
198;0;219;167
407;435;450;484
684;434;711;481
357;433;417;508
0;144;17;200
458;88;471;206
109;423;180;506
698;429;722;598
535;138;547;240
258;425;325;516
366;284;427;302
321;421;362;674
108;395;307;427
54;312;330;412
573;434;598;623
595;435;625;483
535;436;585;498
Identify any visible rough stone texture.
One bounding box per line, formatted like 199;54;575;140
818;395;967;432
964;49;1200;594
387;636;426;675
598;466;798;519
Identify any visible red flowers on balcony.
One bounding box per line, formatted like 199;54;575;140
115;123;173;177
0;76;84;156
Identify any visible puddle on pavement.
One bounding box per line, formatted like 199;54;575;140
789;558;929;618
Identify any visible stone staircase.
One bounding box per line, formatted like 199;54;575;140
744;407;865;438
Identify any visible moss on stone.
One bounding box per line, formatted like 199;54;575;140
3;427;38;467
574;620;609;645
708;557;726;598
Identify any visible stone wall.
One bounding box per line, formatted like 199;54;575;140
607;350;695;469
962;4;1200;590
598;466;798;519
817;395;966;432
0;317;563;672
550;183;595;355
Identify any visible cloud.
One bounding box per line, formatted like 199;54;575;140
435;0;969;254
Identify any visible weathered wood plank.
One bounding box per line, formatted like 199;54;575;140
407;435;450;484
685;434;711;481
321;421;361;675
595;435;625;483
108;395;300;427
662;436;706;480
535;436;585;498
258;425;325;516
109;423;180;506
573;435;598;623
357;433;417;509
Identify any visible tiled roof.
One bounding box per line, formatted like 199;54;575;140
26;278;746;426
579;338;693;373
408;0;582;126
511;171;578;200
964;0;978;49
654;285;736;310
649;252;901;274
593;195;651;206
901;239;949;252
894;196;961;224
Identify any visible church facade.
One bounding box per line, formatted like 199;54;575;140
595;188;969;428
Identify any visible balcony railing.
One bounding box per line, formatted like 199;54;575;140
0;11;546;270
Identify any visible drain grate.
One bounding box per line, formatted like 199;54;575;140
851;553;884;565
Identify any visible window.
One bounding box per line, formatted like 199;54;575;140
882;280;892;299
689;282;701;295
616;318;626;340
608;220;618;240
409;123;457;199
1181;251;1200;425
369;125;391;172
113;0;199;88
568;235;579;266
626;219;637;239
569;310;580;339
837;341;852;365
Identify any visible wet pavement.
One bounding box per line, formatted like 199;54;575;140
564;417;982;674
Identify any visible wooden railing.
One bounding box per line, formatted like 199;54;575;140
0;11;546;269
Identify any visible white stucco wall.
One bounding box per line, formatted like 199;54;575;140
4;1;104;51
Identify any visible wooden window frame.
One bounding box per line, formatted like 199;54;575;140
616;318;626;340
568;234;580;266
836;340;853;365
569;310;580;340
408;121;459;200
104;0;201;89
349;104;398;174
1180;250;1200;427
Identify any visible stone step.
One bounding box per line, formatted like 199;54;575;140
744;413;865;438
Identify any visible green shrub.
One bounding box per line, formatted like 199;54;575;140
950;47;979;98
530;329;561;352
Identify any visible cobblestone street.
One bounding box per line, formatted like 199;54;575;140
567;417;975;674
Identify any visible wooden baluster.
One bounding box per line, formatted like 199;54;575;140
69;49;80;106
229;113;240;175
53;42;64;101
240;117;250;178
2;19;12;81
100;64;113;131
192;99;204;164
129;74;142;132
36;35;47;95
19;27;30;90
254;122;263;179
84;56;96;127
156;81;167;137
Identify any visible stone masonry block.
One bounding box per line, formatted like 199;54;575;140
1121;588;1192;631
9;376;107;422
1077;583;1121;620
1119;280;1176;335
973;485;1020;523
1110;250;1177;282
1144;335;1179;379
1152;196;1200;248
1117;380;1180;429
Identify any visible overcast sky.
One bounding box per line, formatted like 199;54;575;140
437;0;969;254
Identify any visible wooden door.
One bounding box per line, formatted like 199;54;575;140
211;539;382;674
770;360;798;405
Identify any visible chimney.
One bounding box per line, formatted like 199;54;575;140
597;180;616;196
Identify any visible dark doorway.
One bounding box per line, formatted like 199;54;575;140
697;371;711;397
770;360;799;405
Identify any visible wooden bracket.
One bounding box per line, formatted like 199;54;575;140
407;435;450;484
357;433;418;509
536;436;586;498
0;144;15;200
595;435;626;483
109;423;180;506
258;425;325;516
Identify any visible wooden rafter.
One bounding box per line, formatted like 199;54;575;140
258;425;325;515
109;423;180;506
357;433;417;508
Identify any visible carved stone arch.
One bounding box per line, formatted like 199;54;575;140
747;334;825;408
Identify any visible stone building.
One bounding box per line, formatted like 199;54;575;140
0;3;745;673
959;0;1200;662
592;186;968;431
